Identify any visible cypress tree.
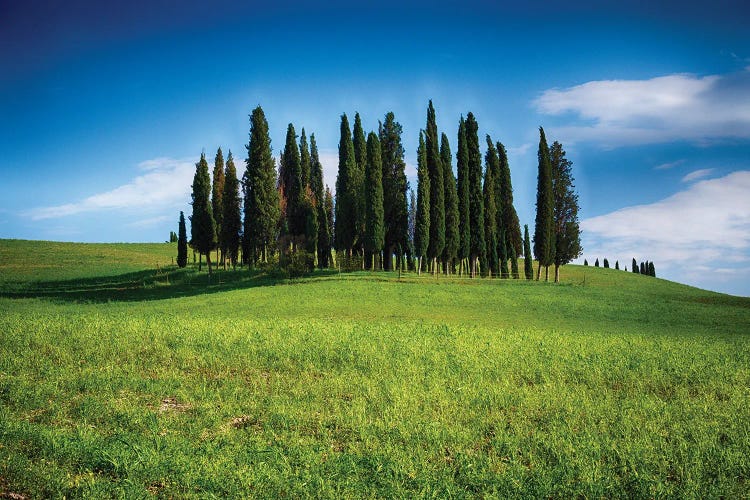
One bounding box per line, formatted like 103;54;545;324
221;150;242;269
483;146;499;277
335;114;357;255
352;112;367;254
281;123;304;240
441;133;459;274
595;258;599;267
324;186;334;266
550;141;582;282
498;229;510;278
603;258;610;268
485;137;504;276
584;259;588;266
509;239;520;279
534;127;555;281
425;101;445;273
407;188;417;268
299;129;311;189
466;112;485;277
364;132;385;269
640;262;646;274
615;260;620;270
212;148;225;264
191;152;217;276
649;261;656;277
456;117;471;275
243;106;280;266
497;142;523;257
632;257;639;273
177;211;188;268
380;112;409;271
310;134;330;268
414;131;430;275
523;224;533;280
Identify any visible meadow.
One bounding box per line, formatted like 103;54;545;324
1;239;749;498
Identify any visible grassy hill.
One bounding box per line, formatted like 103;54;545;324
1;239;748;498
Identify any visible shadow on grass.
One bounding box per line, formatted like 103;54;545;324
0;265;341;303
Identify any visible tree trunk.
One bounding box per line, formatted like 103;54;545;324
199;253;202;271
417;256;421;276
554;264;560;283
545;265;549;282
536;261;541;281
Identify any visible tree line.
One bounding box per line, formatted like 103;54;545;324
178;102;582;282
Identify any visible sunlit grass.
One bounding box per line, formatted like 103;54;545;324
0;239;748;497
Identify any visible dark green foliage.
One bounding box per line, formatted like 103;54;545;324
640;262;646;274
414;131;430;265
441;132;459;270
498;230;509;279
615;260;620;270
456;117;471;263
299;129;311;189
310;135;330;268
509;240;519;279
177;211;188;268
281;123;304;238
523;224;533;280
496;142;523;257
221;151;242;267
483;145;499;276
633;258;639;274
352;112;367;250
408;188;416;262
191;152;217;273
649;261;656;277
169;231;177;243
324;186;334;264
604;258;610;268
584;259;589;266
550;141;582;282
595;259;600;267
425;101;445;264
534;127;555;280
301;185;318;259
335;114;358;253
364;132;385;265
466;113;485;275
212;148;225;258
243;106;280;266
380;112;409;270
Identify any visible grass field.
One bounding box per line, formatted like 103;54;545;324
1;239;749;498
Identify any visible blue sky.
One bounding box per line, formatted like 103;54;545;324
1;0;749;295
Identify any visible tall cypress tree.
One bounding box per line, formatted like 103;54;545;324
534;127;555;281
425;101;445;273
352;112;367;254
221;150;242;269
497;142;523;257
324;186;334;266
243;106;280;266
212;148;225;264
177;211;188;268
649;261;656;277
299;129;311;189
485;137;504;274
632;257;639;273
456;116;471;274
523;224;533;280
335;114;357;255
466;112;485;277
364;132;385;269
310;134;330;268
414;131;430;274
550;141;582;282
191;152;217;276
407;188;417;267
441;133;459;274
483;147;499;277
281;123;304;240
509;239;519;279
380;112;409;271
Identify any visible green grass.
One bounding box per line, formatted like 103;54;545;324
1;239;749;498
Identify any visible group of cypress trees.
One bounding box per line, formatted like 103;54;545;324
582;257;656;277
181;102;583;281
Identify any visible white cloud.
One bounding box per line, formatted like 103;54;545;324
681;168;715;183
126;215;172;228
654;159;684;170
580;171;750;294
24;158;195;220
535;68;750;147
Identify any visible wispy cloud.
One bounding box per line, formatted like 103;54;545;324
681;168;715;183
24;158;195;220
654;159;685;170
126;215;173;228
534;68;750;147
580;171;750;292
